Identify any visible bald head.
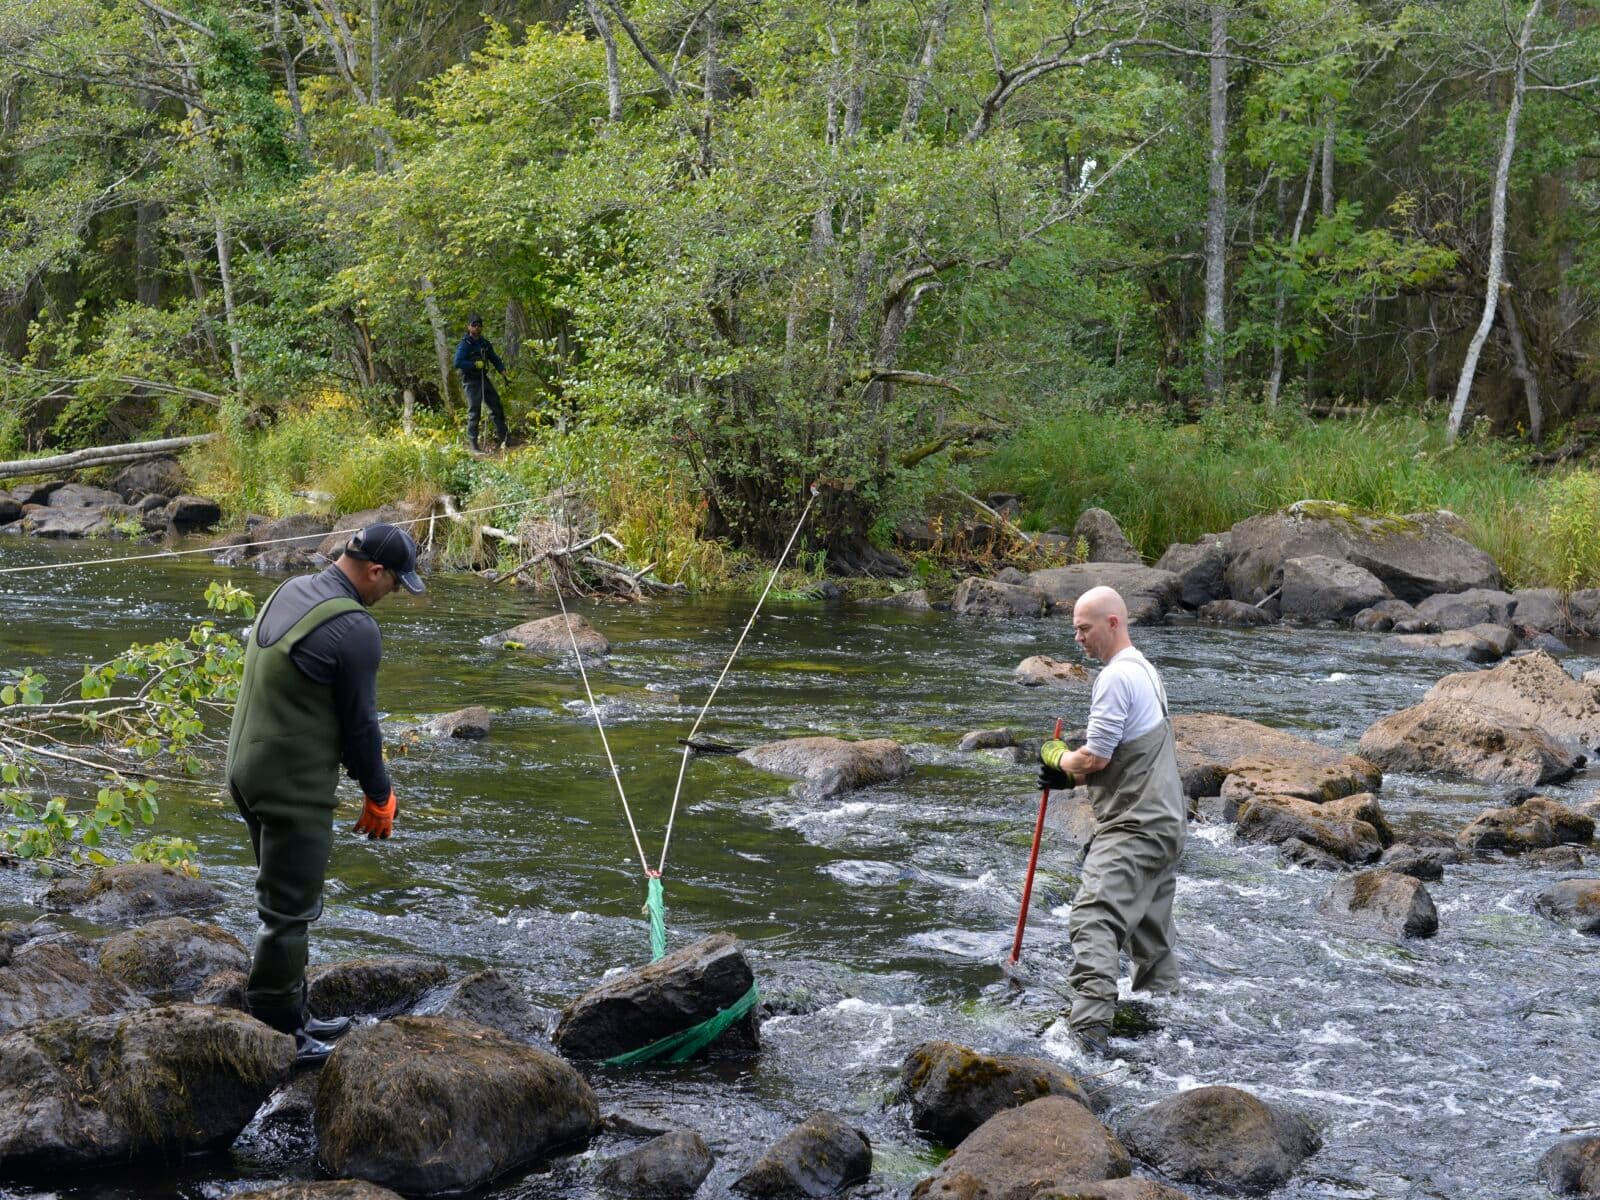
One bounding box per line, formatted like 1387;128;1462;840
1072;585;1133;663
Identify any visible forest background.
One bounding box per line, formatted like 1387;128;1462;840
4;0;1600;588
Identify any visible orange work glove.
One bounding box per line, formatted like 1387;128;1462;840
354;790;396;839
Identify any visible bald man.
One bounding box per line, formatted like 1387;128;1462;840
1037;585;1187;1054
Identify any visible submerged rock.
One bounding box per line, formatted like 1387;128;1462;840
96;917;249;1000
957;728;1015;752
1456;796;1595;855
731;1110;870;1199
737;736;911;799
1525;846;1585;870
1120;1085;1319;1196
0;939;147;1034
598;1129;714;1198
553;933;758;1061
38;862;222;926
952;578;1050;618
1390;622;1517;663
1379;842;1459;881
1535;880;1600;934
1014;656;1093;688
1319;869;1438;938
315;1016;599;1196
1034;1182;1192;1200
901;1040;1089;1147
307;956;449;1019
868;588;932;610
910;1095;1129;1200
418;705;493;739
483;613;610;657
0;1003;292;1171
1541;1134;1600;1197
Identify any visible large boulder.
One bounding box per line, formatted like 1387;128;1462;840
0;1003;292;1171
1358;701;1581;786
0;493;18;524
483;613;610;657
111;458;185;503
1512;588;1578;637
22;506;118;538
316;1016;599;1195
1456;796;1594;855
215;513;333;571
1414;588;1516;630
47;483;126;508
1014;656;1092;688
307;956;449;1020
553;933;759;1061
38;863;223;926
0;938;147;1034
1232;795;1384;865
413;968;551;1047
1154;538;1230;610
737;736;911;799
731;1110;870;1199
1025;564;1181;626
1172;714;1380;803
1278;555;1390;623
96;917;248;1000
315;503;422;558
952;578;1050;618
1419;652;1600;751
9;480;65;506
599;1129;715;1199
1351;598;1423;633
1197;599;1277;627
910;1096;1130;1200
1390;622;1517;664
1319;870;1438;938
1534;880;1600;934
1321;792;1395;846
165;495;222;533
901;1041;1090;1147
1072;509;1142;564
1541;1135;1600;1198
1120;1085;1319;1196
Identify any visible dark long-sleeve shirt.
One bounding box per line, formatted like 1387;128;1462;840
256;565;391;799
453;333;505;384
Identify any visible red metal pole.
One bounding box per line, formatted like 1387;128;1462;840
1009;718;1063;965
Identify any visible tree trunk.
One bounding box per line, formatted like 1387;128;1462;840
1320;104;1335;219
1202;3;1229;404
900;0;951;136
420;277;455;410
402;385;416;435
1499;279;1542;442
0;433;218;480
1446;0;1540;443
1265;150;1317;407
586;0;624;120
271;0;311;152
135;202;163;308
213;209;245;392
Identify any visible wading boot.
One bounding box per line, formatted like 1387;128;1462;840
293;1028;336;1067
1071;1023;1113;1058
303;1012;352;1039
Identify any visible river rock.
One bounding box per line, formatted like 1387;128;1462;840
1015;656;1093;688
316;1015;599;1195
1174;714;1381;803
1456;796;1594;855
0;493;18;524
0;1003;292;1171
419;705;492;739
1026;564;1181;625
952;578;1050;618
48;482;125;508
1321;793;1394;845
870;588;932;610
23;506;118;538
0;939;147;1034
1197;599;1277;627
1526;846;1585;870
194;968;245;1008
1319;870;1438;938
731;1110;870;1199
1278;837;1348;871
958;728;1015;752
1390;622;1517;663
9;480;64;506
1154;538;1230;609
1073;509;1142;564
1232;795;1384;865
1541;1135;1600;1197
1351;598;1423;633
911;1095;1130;1200
599;1129;715;1198
1224;501;1501;604
1422;652;1600;750
737;736;911;799
1357;701;1580;786
111;458;185;503
483;613;610;656
1030;1183;1191;1200
1120;1085;1319;1196
216;513;334;570
1415;588;1516;630
1535;880;1600;933
307;956;449;1019
1279;555;1391;623
413;969;551;1047
38;862;223;925
165;494;222;532
554;933;758;1061
234;1183;406;1200
97;917;248;1000
902;1041;1090;1147
1379;842;1459;881
315;503;422;558
1512;588;1576;637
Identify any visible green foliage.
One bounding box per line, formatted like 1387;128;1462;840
1543;471;1600;593
0;581;256;873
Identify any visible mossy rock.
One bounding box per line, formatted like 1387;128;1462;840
731;1110;871;1198
902;1041;1090;1147
233;1183;406;1200
306;956;448;1019
97;917;248;1000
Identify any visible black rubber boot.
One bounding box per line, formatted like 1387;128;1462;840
294;1029;336;1066
303;1012;352;1039
1071;1023;1113;1057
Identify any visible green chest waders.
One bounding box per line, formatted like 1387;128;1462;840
226;586;365;1024
1067;702;1188;1035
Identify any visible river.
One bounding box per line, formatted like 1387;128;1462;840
0;537;1596;1200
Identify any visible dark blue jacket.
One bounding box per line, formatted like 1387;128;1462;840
454;334;506;383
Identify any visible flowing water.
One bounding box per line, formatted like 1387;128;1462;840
1;538;1597;1200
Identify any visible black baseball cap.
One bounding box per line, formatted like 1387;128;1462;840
468;314;483;327
346;523;425;593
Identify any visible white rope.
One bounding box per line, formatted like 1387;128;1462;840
657;485;818;873
0;500;532;576
547;558;653;876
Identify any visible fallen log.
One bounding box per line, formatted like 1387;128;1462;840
0;434;218;481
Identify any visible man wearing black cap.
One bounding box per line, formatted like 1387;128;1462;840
225;523;425;1065
452;314;509;453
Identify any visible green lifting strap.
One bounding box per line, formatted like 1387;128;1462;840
602;982;761;1067
646;875;667;962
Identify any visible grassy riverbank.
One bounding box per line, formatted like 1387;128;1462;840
181;393;1600;593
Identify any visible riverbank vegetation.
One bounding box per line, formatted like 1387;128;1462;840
3;0;1598;577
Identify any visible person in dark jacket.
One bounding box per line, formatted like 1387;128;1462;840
453;314;509;452
225;522;425;1065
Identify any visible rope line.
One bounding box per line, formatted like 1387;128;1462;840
0;499;532;576
547;557;652;876
657;485;817;874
